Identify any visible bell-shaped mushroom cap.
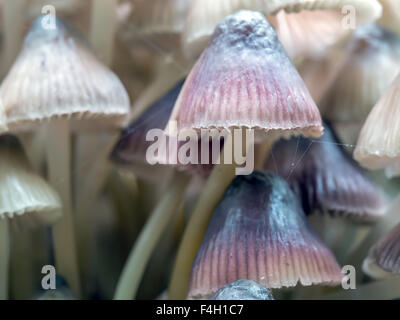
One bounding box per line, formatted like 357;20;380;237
167;11;323;142
188;172;343;299
0;17;130;132
182;0;383;58
363;222;400;278
264;123;388;222
354;73;400;170
321;24;400;124
0;135;61;227
379;0;400;35
211;280;274;300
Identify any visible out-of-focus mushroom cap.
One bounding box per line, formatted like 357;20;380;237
264;123;388;222
322;24;400;124
354;73;400;170
0;17;130;132
0;135;61;228
363;222;400;278
188;172;343;299
167;11;323;143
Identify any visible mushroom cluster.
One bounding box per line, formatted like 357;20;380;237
0;0;399;302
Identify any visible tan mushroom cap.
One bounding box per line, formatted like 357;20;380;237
182;0;383;58
0;135;61;228
0;17;130;132
166;11;323;142
379;0;400;35
322;24;400;124
354;73;400;170
273;10;349;59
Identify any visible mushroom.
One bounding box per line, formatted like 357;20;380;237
188;172;343;299
272;9;350;60
353;73;400;170
363;221;400;278
0;17;130;296
211;280;274;300
0;134;61;299
181;0;383;59
167;10;323;299
264;123;388;222
321;24;400;145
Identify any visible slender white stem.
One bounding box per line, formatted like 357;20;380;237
1;0;25;77
89;0;118;65
0;219;9;300
114;171;191;300
46;120;81;297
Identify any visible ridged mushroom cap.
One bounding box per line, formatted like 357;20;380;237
167;11;323;143
0;135;61;228
189;171;343;299
264;123;388;222
354;73;400;169
0;17;130;132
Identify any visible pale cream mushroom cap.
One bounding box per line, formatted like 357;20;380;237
0;17;130;132
354;73;400;170
0;135;61;228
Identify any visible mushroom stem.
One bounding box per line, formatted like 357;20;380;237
0;219;9;299
114;171;191;300
46;120;81;297
89;0;118;65
1;0;24;77
168;133;243;299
